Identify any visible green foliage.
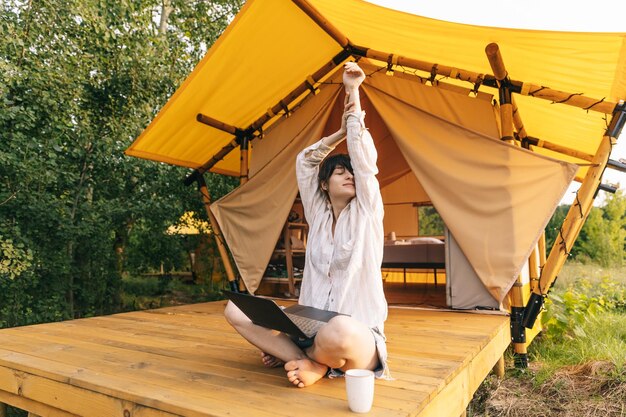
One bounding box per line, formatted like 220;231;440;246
545;191;626;267
532;264;626;381
418;206;445;236
0;0;241;327
542;277;626;341
0;234;33;280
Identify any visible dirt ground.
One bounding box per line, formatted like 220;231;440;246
468;361;626;417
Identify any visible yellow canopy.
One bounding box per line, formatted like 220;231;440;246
125;0;626;175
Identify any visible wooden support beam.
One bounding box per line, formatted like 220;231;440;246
196;114;239;135
361;47;617;115
493;355;505;378
524;136;595;162
538;233;547;267
239;136;249;185
291;0;349;47
537;135;613;295
282;224;297;297
486;43;516;145
197;174;239;290
528;244;540;293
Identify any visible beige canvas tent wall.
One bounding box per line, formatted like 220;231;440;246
126;0;626;365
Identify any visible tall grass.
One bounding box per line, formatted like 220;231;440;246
529;262;626;383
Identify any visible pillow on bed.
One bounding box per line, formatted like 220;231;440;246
408;237;444;244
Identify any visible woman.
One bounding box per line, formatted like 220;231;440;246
224;62;389;387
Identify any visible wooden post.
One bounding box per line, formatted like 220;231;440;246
0;403;6;417
197;174;239;291
538;233;547;267
528;244;540;293
484;41;528;365
494;355;506;378
239;135;249;185
509;279;528;367
486;43;515;145
537;136;614;295
282;224;296;297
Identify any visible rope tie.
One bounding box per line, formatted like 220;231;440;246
279;100;290;117
583;97;605;112
429;64;438;84
528;86;547;96
552;92;583;104
574;192;583;219
558;227;570;256
472;74;483;95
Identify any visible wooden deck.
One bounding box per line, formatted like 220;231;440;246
0;301;510;417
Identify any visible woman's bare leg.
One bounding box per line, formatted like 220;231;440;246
284;315;379;388
224;301;307;363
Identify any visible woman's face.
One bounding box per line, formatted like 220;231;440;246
325;165;355;201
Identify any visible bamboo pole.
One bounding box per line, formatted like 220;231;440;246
537;136;613;295
538;233;547;267
528;244;540;293
196;114;239;135
525;137;595;162
291;0;349;47
239;136;249;185
493;355;506;378
484;41;527;364
197;174;238;290
486;43;515;144
282;224;297;297
362;48;617;114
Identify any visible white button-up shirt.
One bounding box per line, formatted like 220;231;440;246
296;112;388;332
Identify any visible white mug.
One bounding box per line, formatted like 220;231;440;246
345;369;375;413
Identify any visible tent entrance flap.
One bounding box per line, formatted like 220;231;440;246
211;68;577;301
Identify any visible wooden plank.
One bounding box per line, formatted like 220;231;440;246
0;365;181;417
2;391;109;417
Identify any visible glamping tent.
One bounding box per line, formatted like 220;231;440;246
126;0;626;366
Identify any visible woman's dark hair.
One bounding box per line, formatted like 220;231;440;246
318;154;353;190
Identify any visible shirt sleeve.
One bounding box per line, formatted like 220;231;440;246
296;139;335;222
345;112;384;215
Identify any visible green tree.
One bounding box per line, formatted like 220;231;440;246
577;190;626;267
0;0;241;325
545;191;626;267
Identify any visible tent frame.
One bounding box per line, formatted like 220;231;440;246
183;0;626;365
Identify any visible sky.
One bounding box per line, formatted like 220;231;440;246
366;0;625;205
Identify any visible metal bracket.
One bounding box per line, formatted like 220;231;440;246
607;100;626;138
510;307;527;343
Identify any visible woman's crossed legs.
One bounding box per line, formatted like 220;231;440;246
224;301;379;388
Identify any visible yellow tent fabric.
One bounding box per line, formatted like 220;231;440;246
125;0;626;176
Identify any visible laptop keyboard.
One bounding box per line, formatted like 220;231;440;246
285;313;327;338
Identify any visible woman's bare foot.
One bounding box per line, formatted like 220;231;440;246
260;351;284;368
284;358;328;388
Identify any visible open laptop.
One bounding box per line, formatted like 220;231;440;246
224;291;344;341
